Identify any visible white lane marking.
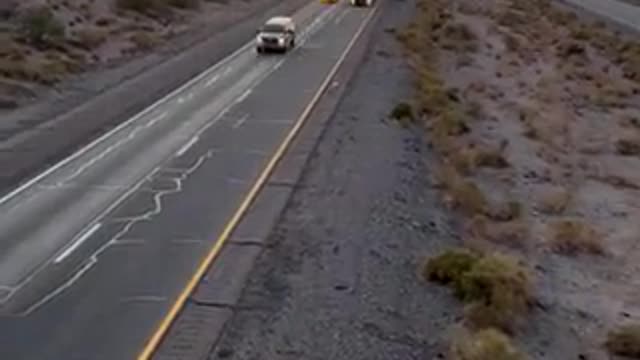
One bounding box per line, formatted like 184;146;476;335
121;296;167;303
232;114;249;129
176;136;199;157
146;112;168;127
54;223;102;264
234;89;253;104
0;36;254;207
177;97;185;104
205;75;220;87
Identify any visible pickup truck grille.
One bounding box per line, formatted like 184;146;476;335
262;37;279;45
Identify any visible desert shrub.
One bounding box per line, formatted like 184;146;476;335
20;5;65;47
606;324;640;358
537;188;571;215
129;31;161;50
389;102;415;124
616;137;640;156
73;28;107;50
450;328;526;360
548;219;604;255
423;248;480;285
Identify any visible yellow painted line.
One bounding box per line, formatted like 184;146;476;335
137;5;379;360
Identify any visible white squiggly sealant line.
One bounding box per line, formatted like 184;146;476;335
20;152;213;316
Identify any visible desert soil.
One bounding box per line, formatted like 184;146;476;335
207;0;640;358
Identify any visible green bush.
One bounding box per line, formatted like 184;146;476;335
21;6;65;46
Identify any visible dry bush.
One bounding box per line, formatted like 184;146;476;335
537;188;571;215
129;31;161;50
423;248;480;285
450;328;526;360
616;137;640;156
440;23;479;53
487;201;522;222
425;250;532;332
433;109;470;137
457;253;531;331
0;55;78;84
73;27;107;50
467;216;529;249
606;324;640;358
446;176;489;216
548;219;604;255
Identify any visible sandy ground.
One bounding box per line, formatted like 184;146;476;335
206;0;640;358
398;0;640;357
0;0;273;110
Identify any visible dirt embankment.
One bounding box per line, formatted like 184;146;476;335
0;0;249;110
394;0;640;357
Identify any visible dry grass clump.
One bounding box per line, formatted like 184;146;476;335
0;55;80;84
616;137;640;156
440;23;479;53
129;31;161;50
442;173;489;216
548;219;604;255
423;248;480;285
72;28;108;50
606;324;640;358
424;250;532;331
537;188;571;215
450;146;509;173
450;328;526;360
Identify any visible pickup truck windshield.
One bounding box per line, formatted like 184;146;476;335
262;24;287;33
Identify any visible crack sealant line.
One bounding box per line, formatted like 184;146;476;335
138;4;380;359
21;153;212;316
0;166;163;307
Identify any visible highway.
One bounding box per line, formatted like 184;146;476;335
0;2;376;359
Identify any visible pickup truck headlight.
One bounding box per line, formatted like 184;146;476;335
278;37;285;45
256;36;263;44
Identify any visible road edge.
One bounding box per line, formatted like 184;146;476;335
148;3;384;360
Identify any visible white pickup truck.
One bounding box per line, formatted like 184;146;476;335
255;16;296;54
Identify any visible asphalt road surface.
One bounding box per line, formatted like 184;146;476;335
0;2;376;359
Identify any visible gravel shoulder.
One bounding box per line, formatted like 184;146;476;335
208;1;459;359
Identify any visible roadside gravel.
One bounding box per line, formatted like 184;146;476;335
208;1;461;358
